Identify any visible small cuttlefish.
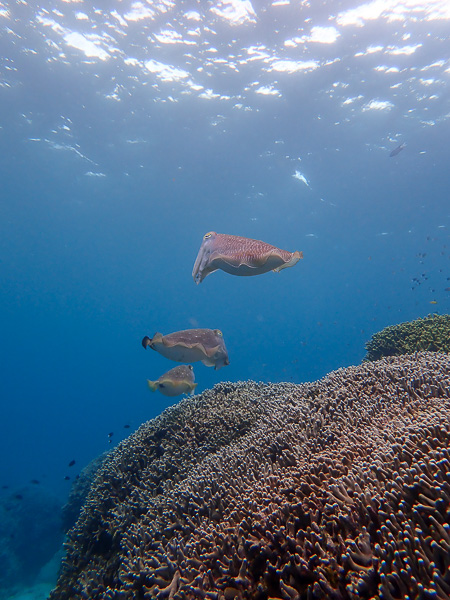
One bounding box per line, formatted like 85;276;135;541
147;365;198;397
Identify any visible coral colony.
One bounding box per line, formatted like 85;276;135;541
51;352;450;599
364;314;450;362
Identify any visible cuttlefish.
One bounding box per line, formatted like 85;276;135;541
147;365;198;397
142;328;229;370
192;232;303;284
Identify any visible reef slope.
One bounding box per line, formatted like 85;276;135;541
51;352;450;599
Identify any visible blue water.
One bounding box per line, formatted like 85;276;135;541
0;0;449;594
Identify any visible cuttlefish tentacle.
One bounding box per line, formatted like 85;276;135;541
192;233;216;282
192;231;303;284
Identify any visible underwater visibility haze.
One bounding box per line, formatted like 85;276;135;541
0;0;449;595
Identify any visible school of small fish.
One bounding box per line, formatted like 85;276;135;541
142;233;303;396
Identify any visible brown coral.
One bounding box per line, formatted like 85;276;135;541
50;352;450;600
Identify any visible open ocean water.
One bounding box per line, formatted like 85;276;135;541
0;0;449;597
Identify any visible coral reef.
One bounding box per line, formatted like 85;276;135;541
50;352;450;600
61;451;110;532
364;313;450;361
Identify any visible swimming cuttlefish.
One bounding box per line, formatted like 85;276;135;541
147;365;198;397
142;328;229;370
192;231;303;284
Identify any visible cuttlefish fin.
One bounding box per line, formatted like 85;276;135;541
273;251;303;272
161;339;214;359
211;250;268;269
212;248;301;271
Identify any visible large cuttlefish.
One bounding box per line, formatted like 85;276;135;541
192;232;303;284
142;328;229;370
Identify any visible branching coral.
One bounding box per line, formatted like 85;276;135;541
364;314;450;361
50;352;450;600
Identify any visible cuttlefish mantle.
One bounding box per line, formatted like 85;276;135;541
192;232;303;284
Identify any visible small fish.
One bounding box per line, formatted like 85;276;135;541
430;300;437;304
68;460;76;467
123;424;130;429
192;232;303;284
14;494;23;500
64;476;70;481
147;365;198;397
108;432;113;437
30;479;40;485
142;328;229;370
389;142;406;157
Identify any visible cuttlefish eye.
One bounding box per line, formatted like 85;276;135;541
214;329;223;337
203;231;216;240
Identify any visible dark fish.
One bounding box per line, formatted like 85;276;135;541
68;460;76;467
2;485;9;489
64;476;70;480
123;424;130;429
108;432;114;437
389;142;405;157
30;479;40;485
15;494;23;500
